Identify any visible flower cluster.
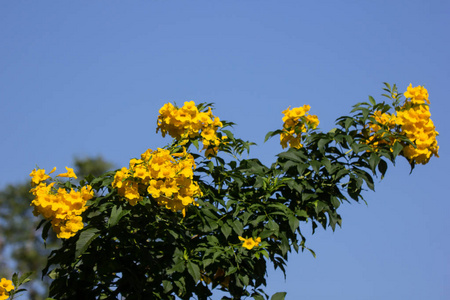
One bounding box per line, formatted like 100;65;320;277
112;147;202;216
238;236;262;250
363;84;438;165
29;167;93;239
280;105;319;149
364;110;398;149
396;84;439;164
0;278;14;300
156;101;225;157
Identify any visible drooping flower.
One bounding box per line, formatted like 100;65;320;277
56;167;78;179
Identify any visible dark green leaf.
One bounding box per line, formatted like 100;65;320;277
310;160;321;174
344;118;353;130
288;214;299;233
231;219;244;236
369;152;381;173
75;227;100;258
392;141;403;158
252;294;265;300
221;223;232;239
278;150;303;163
378;159;388;178
163;280;173;293
108;205;128;228
18;271;33;285
187;261;201;282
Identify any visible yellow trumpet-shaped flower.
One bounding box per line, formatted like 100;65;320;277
56;167;78;179
238;236;262;250
0;277;14;300
29;168;50;185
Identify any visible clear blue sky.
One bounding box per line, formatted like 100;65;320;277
1;1;449;299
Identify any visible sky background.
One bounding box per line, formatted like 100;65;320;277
1;1;449;299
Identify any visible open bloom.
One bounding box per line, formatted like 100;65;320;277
56;167;77;179
280;105;319;149
0;278;14;300
238;236;262;250
396;84;439;164
29;168;50;185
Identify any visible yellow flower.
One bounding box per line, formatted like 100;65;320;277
0;278;14;292
0;278;14;300
30;169;92;239
156;101;224;156
29;168;50;185
56;167;77;179
404;83;429;104
238;236;262;250
280;105;318;149
363;111;398;150
395;87;439;165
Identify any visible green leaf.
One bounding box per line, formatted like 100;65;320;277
230;219;244;236
225;266;238;276
334;168;349;180
241;274;250;286
331;196;341;209
250;214;267;227
221;223;232;239
265;131;274;142
288;214;299;233
12;273;18;287
344;117;353;130
280;160;297;172
162;280;173;293
207;161;214;172
252;294;265;300
267;219;280;236
369;152;381;173
108;205;128;228
41;220;52;243
271;292;287;300
361;107;370;120
392;141;403;158
321;158;332;173
202;258;214;268
18;271;33;285
75;227;100;258
168;260;186;273
369;96;376;106
278;150;303;163
318;138;329;152
187;261;201;282
207;235;219;245
310;160;321;174
296;209;308;219
378;159;388;178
